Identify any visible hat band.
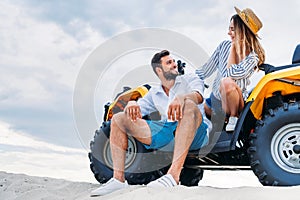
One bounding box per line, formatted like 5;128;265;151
240;11;259;34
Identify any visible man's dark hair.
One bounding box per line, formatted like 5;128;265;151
151;50;169;75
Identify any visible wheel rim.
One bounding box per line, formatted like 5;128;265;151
271;123;300;173
103;136;137;169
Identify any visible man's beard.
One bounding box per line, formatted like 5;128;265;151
162;69;178;80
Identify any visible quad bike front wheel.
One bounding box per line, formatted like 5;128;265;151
89;121;204;185
248;102;300;186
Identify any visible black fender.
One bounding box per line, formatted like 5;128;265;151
230;101;256;149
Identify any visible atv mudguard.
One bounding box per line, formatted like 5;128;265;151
230;101;255;150
247;65;300;120
230;65;300;150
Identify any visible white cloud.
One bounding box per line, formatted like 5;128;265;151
0;120;95;182
0;121;81;153
0;1;106;146
0;1;104;107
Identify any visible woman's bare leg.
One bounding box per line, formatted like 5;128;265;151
219;77;244;116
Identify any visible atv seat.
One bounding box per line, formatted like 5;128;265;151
259;63;300;75
292;44;300;64
259;44;300;75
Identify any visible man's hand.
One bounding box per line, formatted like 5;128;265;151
168;96;184;121
124;101;142;122
168;92;202;121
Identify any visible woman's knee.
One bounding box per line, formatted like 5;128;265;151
220;77;237;94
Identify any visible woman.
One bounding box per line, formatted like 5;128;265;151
196;7;265;131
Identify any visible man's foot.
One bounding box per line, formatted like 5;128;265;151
90;178;129;196
225;116;238;132
147;174;178;188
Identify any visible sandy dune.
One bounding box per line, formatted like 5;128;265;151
1;171;300;200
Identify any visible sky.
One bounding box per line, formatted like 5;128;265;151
0;0;299;181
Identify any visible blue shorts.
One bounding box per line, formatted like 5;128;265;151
143;120;209;151
205;96;212;109
205;93;223;113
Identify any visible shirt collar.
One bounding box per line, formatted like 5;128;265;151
154;75;182;94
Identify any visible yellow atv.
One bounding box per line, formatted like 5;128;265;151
89;45;300;186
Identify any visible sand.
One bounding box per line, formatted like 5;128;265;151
1;171;300;200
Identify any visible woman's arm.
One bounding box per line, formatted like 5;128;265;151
196;40;231;79
226;51;259;79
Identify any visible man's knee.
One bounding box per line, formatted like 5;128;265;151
111;112;127;130
183;100;202;122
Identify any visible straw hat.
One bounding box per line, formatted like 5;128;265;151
234;6;262;36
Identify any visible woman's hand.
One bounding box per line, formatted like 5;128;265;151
227;42;238;68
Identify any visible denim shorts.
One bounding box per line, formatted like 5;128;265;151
205;93;223;114
143;119;209;151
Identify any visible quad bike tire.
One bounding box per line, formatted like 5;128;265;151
89;121;169;185
248;101;300;186
89;121;204;186
180;167;204;186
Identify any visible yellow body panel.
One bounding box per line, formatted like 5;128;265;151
247;66;300;119
105;85;150;121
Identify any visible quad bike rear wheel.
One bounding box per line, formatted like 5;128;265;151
180;167;204;186
89;121;204;185
248;102;300;186
89;121;170;185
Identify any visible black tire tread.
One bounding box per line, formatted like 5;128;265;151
248;101;300;186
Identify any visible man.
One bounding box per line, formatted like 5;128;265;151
91;50;211;196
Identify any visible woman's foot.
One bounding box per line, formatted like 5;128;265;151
225;116;238;131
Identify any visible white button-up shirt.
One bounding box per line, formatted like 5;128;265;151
137;73;208;122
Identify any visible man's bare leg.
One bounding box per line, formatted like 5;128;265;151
110;112;152;182
167;99;202;183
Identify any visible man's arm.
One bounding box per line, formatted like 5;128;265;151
125;89;156;122
168;91;203;121
183;91;203;104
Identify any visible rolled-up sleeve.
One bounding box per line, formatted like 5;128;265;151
137;90;157;117
226;52;259;79
185;73;205;98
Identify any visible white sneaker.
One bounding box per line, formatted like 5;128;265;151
90;178;129;196
225;116;238;132
147;174;177;188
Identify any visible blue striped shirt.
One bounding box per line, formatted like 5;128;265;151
195;40;259;100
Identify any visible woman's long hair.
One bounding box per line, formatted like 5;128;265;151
232;14;265;66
